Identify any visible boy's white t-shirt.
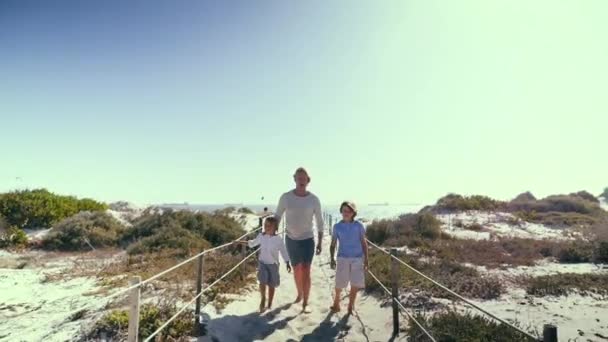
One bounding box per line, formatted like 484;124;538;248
248;233;290;265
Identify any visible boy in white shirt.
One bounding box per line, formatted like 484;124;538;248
237;216;291;313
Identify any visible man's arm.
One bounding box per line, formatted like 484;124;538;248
278;238;290;264
274;193;286;226
330;236;337;269
313;197;324;243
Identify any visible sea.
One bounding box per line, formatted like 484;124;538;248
158;203;424;221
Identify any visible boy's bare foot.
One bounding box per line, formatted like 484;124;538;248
259;305;266;313
294;296;302;303
347;304;354;315
329;304;340;313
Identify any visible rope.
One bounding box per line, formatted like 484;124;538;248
63;226;263;320
367;269;436;342
143;247;260;342
366;239;538;341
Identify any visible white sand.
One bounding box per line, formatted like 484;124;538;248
437;211;579;241
202;237;407;342
0;255;112;341
434;288;608;342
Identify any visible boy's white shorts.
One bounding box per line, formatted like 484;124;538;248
335;257;365;289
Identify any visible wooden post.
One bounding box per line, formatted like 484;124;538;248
127;276;141;342
390;249;399;337
194;254;204;336
543;324;557;342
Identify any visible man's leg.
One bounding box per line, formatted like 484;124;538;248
293;264;303;303
259;284;267;313
302;263;312;312
267;286;275;309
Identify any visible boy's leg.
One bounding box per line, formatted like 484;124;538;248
330;288;341;312
267;286;275;309
347;286;359;314
347;258;366;314
259;284;267;313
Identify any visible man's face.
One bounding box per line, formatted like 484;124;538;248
294;172;309;188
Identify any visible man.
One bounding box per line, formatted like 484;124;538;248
275;167;324;313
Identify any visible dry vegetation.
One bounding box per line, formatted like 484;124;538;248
366;250;504;300
522;273;608;297
406;311;536;342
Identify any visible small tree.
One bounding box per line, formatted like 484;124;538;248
602;187;608;200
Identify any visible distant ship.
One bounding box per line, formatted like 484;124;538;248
368;202;389;206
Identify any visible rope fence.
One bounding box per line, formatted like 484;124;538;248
63;226;263;321
365;239;539;341
144;247;260;341
367;269;437;342
68;210;556;341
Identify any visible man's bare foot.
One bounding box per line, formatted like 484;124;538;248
329;304;340;313
301;305;312;314
259;298;266;313
267;304;272;311
294;296;302;303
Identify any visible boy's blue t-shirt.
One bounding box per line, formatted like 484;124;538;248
332;220;365;258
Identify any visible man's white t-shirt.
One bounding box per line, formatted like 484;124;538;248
275;190;324;241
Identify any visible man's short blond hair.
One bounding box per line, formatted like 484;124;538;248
294;167;311;182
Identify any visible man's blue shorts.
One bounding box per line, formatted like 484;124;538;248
285;236;315;266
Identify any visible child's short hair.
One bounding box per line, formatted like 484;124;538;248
340;201;358;219
264;216;279;234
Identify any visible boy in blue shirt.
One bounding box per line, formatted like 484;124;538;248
329;201;369;314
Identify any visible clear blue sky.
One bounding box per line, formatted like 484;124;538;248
1;1;606;206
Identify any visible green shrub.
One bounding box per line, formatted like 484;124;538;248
512;192;536;202
122;210;245;253
0;189;107;229
366;251;503;300
366;213;444;247
406;311;536;342
594;241;608;264
602;187;608;200
91;303;193;340
0;226;28;248
524;273;608;297
366;220;391;245
237;207;254;214
42;211;125;251
463;223;485;232
435;194;504;212
415;213;442;239
126;225;211;256
0;215;7;231
571;191;599;204
557;242;593;263
509;194;600;216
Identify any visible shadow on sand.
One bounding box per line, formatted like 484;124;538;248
207;303;296;342
299;312;352;342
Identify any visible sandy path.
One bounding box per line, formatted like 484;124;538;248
204;238;405;342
